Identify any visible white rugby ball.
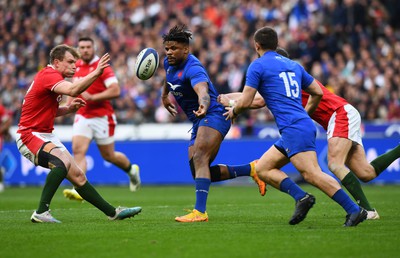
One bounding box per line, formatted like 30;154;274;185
134;48;159;80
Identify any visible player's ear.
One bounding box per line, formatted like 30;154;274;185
52;59;60;68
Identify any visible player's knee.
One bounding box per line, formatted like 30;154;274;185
38;147;68;172
68;170;87;187
328;161;343;175
300;172;313;183
192;152;209;167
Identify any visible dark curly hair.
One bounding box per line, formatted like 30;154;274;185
162;24;193;44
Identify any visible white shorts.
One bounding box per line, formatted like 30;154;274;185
327;104;363;146
15;132;67;165
73;114;116;145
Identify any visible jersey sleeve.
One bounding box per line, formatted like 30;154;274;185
43;70;65;92
100;66;118;87
186;65;209;87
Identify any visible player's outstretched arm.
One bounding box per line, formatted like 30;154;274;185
54;53;111;97
218;92;265;109
224;86;257;120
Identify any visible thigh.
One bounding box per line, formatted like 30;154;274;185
193;125;223;162
327;136;352;164
256;145;290;188
258;145;289;171
290;150;321;175
72;135;91;155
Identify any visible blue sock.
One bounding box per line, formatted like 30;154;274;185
279;177;307;201
227;164;251;178
194;178;211;213
332;189;359;214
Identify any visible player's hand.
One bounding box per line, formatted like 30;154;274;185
223;106;237;123
193;104;206;118
96;53;110;75
217;94;231;107
162;96;177;117
68;98;86;112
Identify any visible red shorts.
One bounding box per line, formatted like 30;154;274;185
327;104;363;145
15;131;66;165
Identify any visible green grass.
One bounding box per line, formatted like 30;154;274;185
0;184;399;258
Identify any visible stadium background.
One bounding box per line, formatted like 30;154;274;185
1;0;399;186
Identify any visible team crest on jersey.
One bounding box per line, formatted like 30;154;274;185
167;82;181;91
178;70;183;78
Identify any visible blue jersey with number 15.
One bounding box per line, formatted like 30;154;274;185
245;51;314;131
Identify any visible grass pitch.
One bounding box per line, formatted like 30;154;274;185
0;184;399;258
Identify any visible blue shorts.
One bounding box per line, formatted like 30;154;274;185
189;112;231;146
274;118;316;158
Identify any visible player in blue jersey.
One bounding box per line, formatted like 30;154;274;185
161;24;267;222
225;26;367;226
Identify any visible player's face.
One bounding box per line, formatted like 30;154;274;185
164;41;188;66
78;40;95;63
54;51;77;78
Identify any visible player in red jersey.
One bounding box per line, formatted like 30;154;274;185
0;101;12;192
63;37;140;202
218;47;400;220
15;44;141;223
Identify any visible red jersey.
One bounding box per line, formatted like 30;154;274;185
17;66;64;133
73;56;117;118
302;80;348;130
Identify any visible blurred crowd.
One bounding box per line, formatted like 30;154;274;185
1;0;400;129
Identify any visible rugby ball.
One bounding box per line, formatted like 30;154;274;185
134;48;159;80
